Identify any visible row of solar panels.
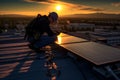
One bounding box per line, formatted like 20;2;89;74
56;33;120;66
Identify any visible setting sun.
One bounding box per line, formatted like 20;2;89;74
56;5;62;11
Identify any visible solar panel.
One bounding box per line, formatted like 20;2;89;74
58;33;70;37
60;42;120;65
56;33;88;45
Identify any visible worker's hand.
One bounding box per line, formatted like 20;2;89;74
54;31;60;35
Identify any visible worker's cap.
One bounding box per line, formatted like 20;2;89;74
48;12;58;23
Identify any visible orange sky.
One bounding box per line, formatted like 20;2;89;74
0;0;120;16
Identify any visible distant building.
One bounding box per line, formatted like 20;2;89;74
91;31;120;46
16;23;25;33
66;23;95;31
4;23;9;32
95;25;113;29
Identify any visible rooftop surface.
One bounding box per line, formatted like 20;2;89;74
0;30;117;80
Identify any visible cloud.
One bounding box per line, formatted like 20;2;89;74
112;2;120;7
60;2;104;12
24;0;57;4
24;0;104;12
80;7;104;11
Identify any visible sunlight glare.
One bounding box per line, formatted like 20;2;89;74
56;5;61;11
57;35;62;44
